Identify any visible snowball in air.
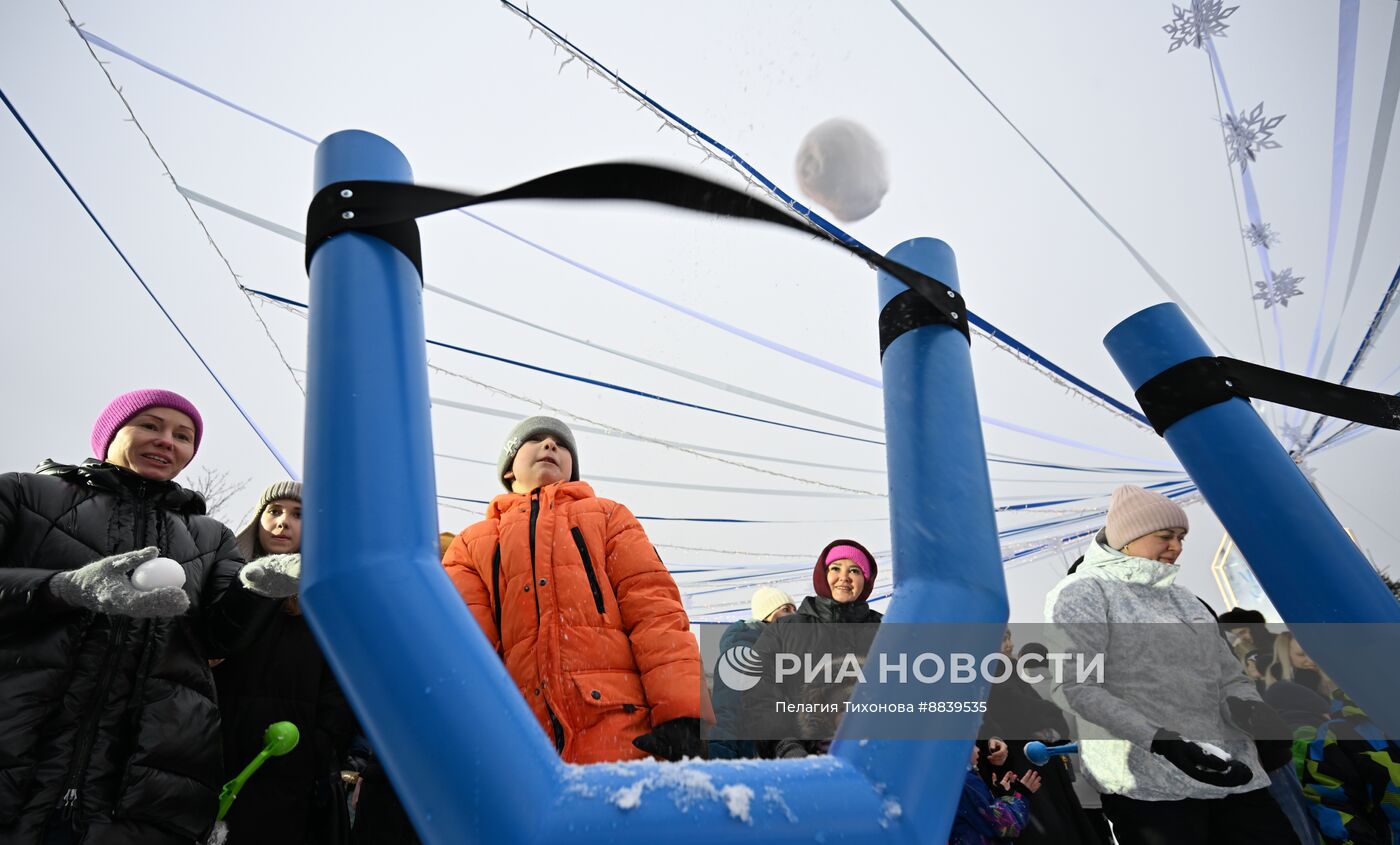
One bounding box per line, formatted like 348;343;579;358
131;557;186;591
795;118;889;222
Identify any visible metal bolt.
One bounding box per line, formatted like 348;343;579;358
1225;380;1234;388
341;211;355;220
946;290;955;298
950;312;959;320
339;188;354;199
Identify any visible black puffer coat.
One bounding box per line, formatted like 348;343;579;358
214;607;356;845
748;595;884;758
0;460;280;845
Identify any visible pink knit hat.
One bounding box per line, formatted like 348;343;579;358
813;539;878;601
91;389;204;460
1105;485;1188;550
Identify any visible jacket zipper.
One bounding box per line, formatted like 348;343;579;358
527;491;564;753
527;492;542;623
58;619;128;817
490;543;504;657
59;486;149;817
570;527;606;615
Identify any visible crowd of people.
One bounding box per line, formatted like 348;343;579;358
0;387;1394;844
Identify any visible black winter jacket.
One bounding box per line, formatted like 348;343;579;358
0;460;280;845
708;619;765;758
214;607;356;845
747;595;883;758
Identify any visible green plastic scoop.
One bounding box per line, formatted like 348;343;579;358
216;721;300;820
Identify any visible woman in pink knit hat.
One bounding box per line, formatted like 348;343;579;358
747;538;883;759
0;389;291;845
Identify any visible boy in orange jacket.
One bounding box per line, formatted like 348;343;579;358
443;416;711;764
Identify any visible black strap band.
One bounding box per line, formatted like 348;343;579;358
879;288;962;357
305;162;970;341
1135;356;1400;436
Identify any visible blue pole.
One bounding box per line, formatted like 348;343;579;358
836;237;1007;840
300;136;979;842
301;130;557;843
1104;303;1400;736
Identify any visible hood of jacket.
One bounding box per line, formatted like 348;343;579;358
719;619;767;652
1044;529;1178;618
812;538;879;602
484;479;596;519
36;458;207;515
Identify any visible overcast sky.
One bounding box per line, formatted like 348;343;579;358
3;0;1397;622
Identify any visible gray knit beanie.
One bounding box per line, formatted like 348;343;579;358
497;416;580;491
236;480;303;560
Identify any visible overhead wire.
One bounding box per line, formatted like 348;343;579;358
497;1;1162;430
882;0;1236;356
0;85;298;480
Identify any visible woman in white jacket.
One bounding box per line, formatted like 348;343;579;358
1044;485;1299;844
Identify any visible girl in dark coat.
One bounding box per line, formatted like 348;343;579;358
0;389;286;845
214;482;356;845
749;539;883;758
978;630;1105;844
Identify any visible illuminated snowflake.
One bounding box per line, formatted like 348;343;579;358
1278;422;1305;450
1163;1;1239;52
1221;103;1285;171
1253;267;1304;309
1243;222;1279;249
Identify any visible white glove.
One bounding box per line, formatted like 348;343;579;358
239;553;301;599
49;546;190;618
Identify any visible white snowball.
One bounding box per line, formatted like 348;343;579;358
1195;741;1232;761
131;557;186;591
794;118;889;223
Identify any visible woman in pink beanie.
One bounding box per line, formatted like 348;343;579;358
0;388;287;845
749;538;883;759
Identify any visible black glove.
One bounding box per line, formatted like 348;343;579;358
1227;697;1294;771
632;718;704;761
1150;729;1253;787
775;739;809;759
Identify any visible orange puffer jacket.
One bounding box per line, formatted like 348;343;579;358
443;481;709;764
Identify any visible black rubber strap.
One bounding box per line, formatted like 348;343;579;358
305;162;970;341
879;288;963;357
1135;356;1400;436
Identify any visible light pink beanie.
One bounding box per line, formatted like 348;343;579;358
1105;485;1189;549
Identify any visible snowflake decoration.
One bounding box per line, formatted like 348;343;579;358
1163;1;1238;52
1253;267;1304;309
1221;103;1285;171
1243;222;1280;249
1278;422;1305;450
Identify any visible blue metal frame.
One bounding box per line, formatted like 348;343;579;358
1104;303;1400;737
300;132;1007;843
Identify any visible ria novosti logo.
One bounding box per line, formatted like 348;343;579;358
716;645;764;691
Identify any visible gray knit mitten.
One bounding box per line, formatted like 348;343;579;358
239;553;301;598
48;546;191;618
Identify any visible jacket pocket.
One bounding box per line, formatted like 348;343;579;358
570;527;606;615
570;671;650;726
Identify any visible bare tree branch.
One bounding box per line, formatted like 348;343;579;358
186;467;251;524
